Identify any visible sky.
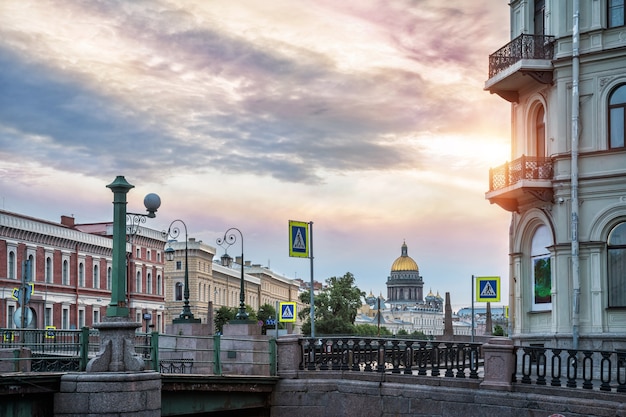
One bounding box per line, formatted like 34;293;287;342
0;1;512;311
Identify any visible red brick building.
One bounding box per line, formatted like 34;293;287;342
0;210;166;333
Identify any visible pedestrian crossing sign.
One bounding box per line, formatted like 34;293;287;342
476;276;500;302
289;220;309;258
279;302;297;323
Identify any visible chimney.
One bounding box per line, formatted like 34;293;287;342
61;215;75;227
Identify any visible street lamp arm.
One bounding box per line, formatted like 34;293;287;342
163;219;199;324
217;227;248;321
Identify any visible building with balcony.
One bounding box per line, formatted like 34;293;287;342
485;0;626;350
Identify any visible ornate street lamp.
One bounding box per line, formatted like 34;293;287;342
217;227;248;320
106;176;160;318
163;219;200;324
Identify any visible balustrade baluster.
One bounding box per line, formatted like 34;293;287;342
566;350;578;388
455;344;467;378
417;341;428;376
430;342;440;377
468;344;479;379
376;339;386;373
550;349;562;386
444;343;454;378
521;347;532;384
535;347;546;385
582;350;594;390
617;351;626;393
404;341;413;375
600;351;612;392
363;339;373;372
390;340;401;374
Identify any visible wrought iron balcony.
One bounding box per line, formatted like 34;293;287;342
485;34;555;102
486;155;553;212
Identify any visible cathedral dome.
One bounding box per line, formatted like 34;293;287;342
390;242;419;272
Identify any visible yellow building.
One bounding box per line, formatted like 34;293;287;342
163;238;301;331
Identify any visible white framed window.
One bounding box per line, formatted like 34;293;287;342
147;272;152;294
107;266;112;290
608;222;626;307
531;225;552;311
45;307;52;327
93;264;100;289
7;248;16;279
136;270;142;293
62;257;70;285
78;262;85;287
45;256;53;283
62;307;70;329
157;274;162;295
93;308;100;324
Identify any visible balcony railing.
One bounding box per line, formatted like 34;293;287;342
489;34;555;79
489;155;553;192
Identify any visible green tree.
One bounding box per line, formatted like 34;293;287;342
214;306;235;334
298;272;365;335
257;303;276;323
354;323;392;336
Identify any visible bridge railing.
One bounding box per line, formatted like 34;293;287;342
298;337;482;379
512;345;626;392
0;328;276;376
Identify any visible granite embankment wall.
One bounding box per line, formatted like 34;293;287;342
270;373;626;417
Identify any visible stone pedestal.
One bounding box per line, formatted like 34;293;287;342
162;322;214;373
54;372;161;416
87;317;144;372
480;337;515;391
221;321;269;375
275;334;301;378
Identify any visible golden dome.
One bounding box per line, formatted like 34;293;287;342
390;242;419;272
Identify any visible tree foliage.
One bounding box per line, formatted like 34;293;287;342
214;306;235;334
298;272;365;335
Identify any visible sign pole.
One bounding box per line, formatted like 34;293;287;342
471;275;475;343
309;221;315;338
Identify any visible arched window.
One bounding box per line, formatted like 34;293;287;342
608;222;626;307
147;272;152;294
62;260;69;285
93;265;99;289
46;257;53;283
609;84;626;148
157;274;162;295
535;106;546;158
78;262;85;287
8;250;16;279
136;271;142;293
107;266;112;290
531;225;552;311
175;282;183;301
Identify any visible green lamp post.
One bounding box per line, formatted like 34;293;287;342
106;176;160;318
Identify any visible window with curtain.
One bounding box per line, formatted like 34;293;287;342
608;222;626;307
531;225;552;311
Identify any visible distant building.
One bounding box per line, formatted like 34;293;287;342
357;242;444;335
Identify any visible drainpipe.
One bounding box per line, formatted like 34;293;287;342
571;0;581;350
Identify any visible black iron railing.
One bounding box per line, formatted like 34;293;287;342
489;34;555;78
514;346;626;392
489;155;553;192
299;337;482;379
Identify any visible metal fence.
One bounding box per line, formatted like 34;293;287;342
513;345;626;392
299;337;482;379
